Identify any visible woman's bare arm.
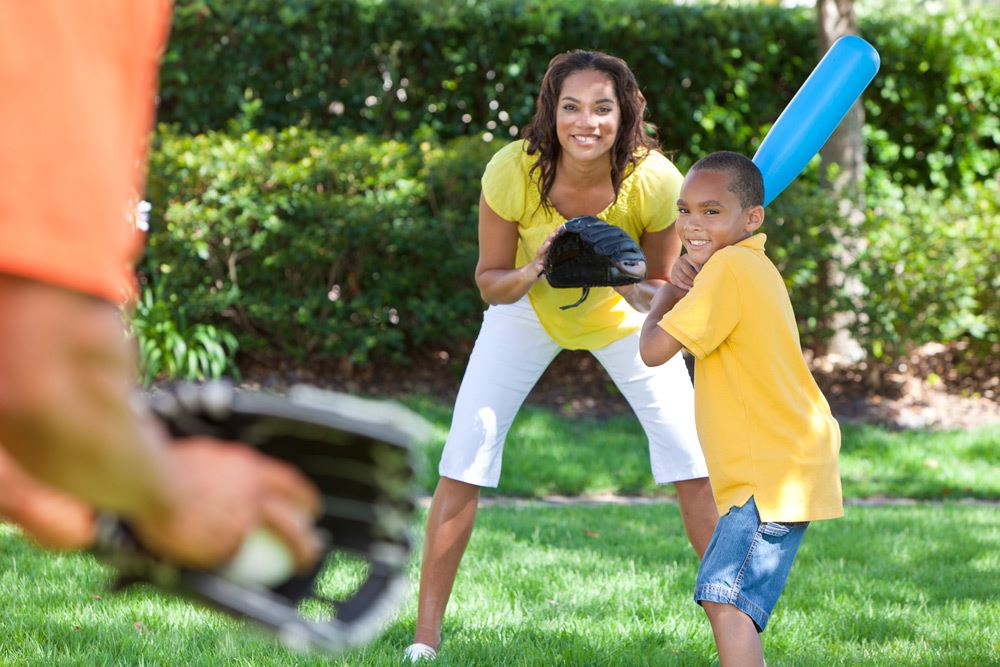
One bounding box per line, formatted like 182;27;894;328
474;193;559;305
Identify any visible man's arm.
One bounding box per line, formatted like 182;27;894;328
0;276;322;570
0;445;96;549
639;282;687;366
0;277;177;516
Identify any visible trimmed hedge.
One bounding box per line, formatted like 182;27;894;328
136;0;999;376
143;128;496;366
159;0;998;188
142;128;997;369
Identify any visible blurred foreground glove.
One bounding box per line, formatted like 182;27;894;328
543;216;646;309
92;381;424;654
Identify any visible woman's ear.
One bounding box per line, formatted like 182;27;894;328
745;205;765;233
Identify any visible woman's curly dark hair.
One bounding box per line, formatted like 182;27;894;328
522;50;661;214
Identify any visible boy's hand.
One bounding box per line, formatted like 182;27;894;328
669;255;702;291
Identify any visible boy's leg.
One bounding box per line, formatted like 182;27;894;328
702;601;765;667
412;298;560;650
591;331;717;555
694;497;808;666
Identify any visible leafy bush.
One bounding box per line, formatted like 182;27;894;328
850;176;1000;363
143;127;495;367
861;2;999;187
159;0;998;190
141;126;997;369
129;277;240;385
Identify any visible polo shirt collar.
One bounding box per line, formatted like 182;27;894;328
736;233;767;251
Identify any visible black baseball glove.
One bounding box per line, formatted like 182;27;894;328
91;381;422;653
543;216;646;309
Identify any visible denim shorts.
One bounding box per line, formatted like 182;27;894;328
694;496;808;632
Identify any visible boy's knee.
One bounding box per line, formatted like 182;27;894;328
701;600;740;621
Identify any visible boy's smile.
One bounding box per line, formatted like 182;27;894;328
676;169;763;265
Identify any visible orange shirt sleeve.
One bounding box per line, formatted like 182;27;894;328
0;1;172;303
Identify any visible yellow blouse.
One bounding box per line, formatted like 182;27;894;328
481;139;683;350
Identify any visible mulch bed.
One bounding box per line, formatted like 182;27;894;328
242;341;1000;431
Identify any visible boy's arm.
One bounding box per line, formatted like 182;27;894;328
639;283;686;366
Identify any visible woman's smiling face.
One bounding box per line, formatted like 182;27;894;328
555;69;620;165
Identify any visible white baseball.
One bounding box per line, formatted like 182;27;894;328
218;528;295;587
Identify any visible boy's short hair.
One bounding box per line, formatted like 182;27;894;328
689;151;764;209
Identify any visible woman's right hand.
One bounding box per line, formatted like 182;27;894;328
476;193;565;304
526;225;564;283
669;254;702;292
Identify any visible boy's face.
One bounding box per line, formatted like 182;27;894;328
675;169;764;266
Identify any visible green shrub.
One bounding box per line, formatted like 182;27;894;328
850;176;1000;363
129;277;240;385
861;2;1000;187
143;127;495;366
159;0;998;190
141;126;997;369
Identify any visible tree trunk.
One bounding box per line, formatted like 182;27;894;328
817;0;867;367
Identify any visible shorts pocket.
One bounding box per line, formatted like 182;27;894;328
760;522;791;537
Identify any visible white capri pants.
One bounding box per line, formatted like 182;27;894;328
439;297;708;487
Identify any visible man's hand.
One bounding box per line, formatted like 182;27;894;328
92;384;420;654
131;439;323;572
669;254;702;291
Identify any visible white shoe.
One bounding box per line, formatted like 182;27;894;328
403;642;438;662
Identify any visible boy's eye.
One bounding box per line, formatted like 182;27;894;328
677;207;689;214
705;209;719;215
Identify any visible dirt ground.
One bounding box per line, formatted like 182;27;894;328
243;340;999;431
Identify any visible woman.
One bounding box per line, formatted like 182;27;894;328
404;50;717;662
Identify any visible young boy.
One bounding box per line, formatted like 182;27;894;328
639;151;842;666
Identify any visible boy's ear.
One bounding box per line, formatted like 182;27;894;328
745;205;765;233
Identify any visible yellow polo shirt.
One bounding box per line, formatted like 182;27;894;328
658;234;843;522
481;139;682;350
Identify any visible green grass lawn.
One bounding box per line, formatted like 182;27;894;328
403;396;1000;501
2;503;998;666
1;401;998;665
